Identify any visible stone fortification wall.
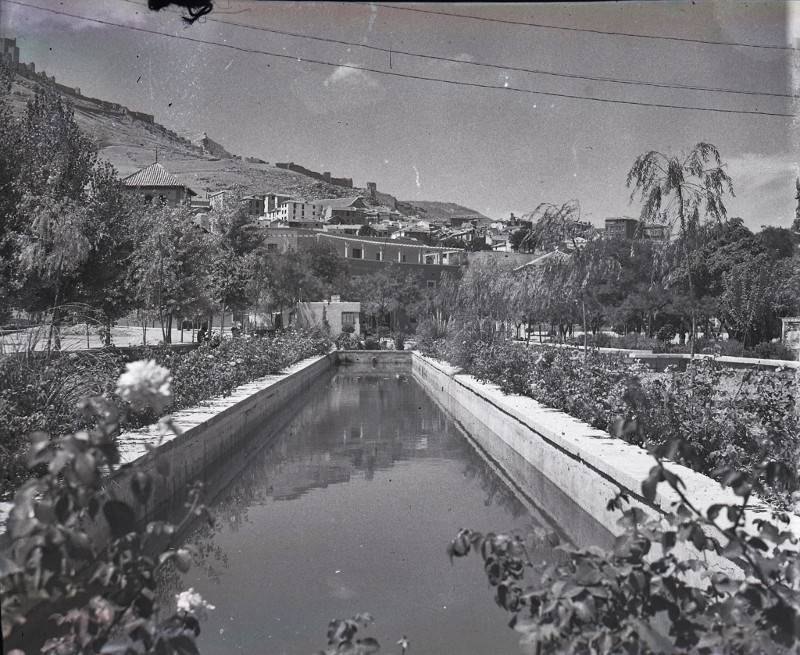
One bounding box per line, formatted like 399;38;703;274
275;161;353;188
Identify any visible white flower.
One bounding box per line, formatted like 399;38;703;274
176;588;215;619
116;360;173;413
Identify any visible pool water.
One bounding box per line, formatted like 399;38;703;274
174;370;570;654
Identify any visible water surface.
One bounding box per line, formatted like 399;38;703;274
176;370;565;654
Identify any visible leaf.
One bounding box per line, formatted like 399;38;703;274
175;549;192;573
169;635;200;655
34;500;57;524
74;452;99;487
706;504;725;521
103;501;137;539
641;470;660;504
355;637;380;654
131;471;153;504
690;526;707;551
0;555;23;576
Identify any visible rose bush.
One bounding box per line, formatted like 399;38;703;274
0;330;331;499
420;336;800;497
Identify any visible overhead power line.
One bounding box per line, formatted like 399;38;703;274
115;0;796;100
5;0;796;119
361;2;796;52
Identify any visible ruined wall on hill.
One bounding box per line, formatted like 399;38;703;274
274;162;353;188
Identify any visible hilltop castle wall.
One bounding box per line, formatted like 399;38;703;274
275;162;353;189
2;36;156;124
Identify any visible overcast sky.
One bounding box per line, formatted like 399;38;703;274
1;1;798;228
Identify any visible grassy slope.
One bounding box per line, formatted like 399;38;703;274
8;70;492;214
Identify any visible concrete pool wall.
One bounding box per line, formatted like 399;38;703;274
12;348;791;569
412;353;800;575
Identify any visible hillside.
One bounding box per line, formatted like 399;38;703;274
6;62;490;218
401;201;490;222
6;68;357;201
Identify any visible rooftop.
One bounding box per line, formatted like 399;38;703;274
122;163;197;195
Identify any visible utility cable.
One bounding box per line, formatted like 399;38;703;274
361;2;796;52
5;0;796;119
115;0;796;99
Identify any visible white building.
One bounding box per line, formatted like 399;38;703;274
265;199;325;223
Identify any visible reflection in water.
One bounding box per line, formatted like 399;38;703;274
205;373;529;534
168;370;599;655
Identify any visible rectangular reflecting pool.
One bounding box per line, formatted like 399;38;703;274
172;366;610;654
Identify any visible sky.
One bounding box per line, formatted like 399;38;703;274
1;0;798;229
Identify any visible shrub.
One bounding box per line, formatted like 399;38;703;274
391;332;406;350
449;444;800;654
419;335;800;494
656;323;677;343
747;341;798;362
0;330;331;499
2;363;216;653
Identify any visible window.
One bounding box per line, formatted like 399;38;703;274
427;280;436;289
342;312;358;327
401;254;406;262
351;248;362;259
266;243;278;251
375;251;382;261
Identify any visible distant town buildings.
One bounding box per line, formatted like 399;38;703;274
604;217;670;241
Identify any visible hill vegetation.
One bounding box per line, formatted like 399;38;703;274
402;200;491;222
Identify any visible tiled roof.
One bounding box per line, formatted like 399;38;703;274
317;197;365;208
122;163;194;191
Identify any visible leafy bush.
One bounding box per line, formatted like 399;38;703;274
392;331;407;351
419;335;800;493
2;363;216;653
656;323;677;344
0;330;330;499
748;341;798;362
449;442;800;654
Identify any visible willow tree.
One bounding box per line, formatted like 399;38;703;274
626;143;733;355
526;200;603;357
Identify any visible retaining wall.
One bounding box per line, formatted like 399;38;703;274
104;354;334;536
411;352;800;574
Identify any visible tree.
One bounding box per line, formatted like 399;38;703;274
206;197;262;331
527;200;605;357
509;227;535;253
129;205;213;343
70;163;140;343
350;265;421;333
627;143;734;355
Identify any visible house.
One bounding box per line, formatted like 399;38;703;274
324;224;362;236
265;199;325;223
605;217;639;239
265;193;295;213
318;197;369;223
316;232;466;271
297;299;361;337
260;227;319;252
242;194;266;216
208;190;228;212
122;163;197;207
605;217;670;241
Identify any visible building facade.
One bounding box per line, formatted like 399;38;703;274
266;200;325;223
122;163;197;207
297;300;362;337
